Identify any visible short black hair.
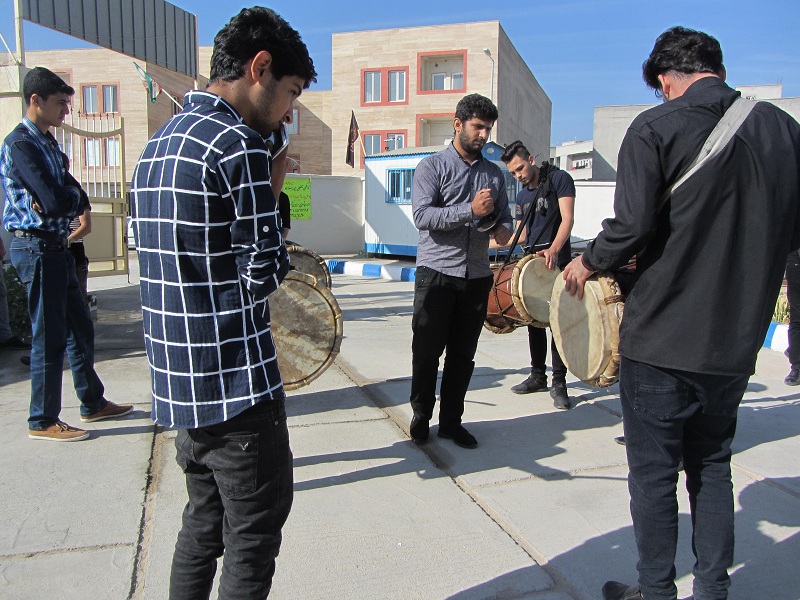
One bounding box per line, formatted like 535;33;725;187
23;67;74;105
455;93;498;124
500;140;531;163
210;7;317;89
642;26;724;97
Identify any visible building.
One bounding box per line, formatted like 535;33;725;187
551;139;593;181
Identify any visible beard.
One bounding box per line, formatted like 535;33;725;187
457;128;485;155
250;78;281;138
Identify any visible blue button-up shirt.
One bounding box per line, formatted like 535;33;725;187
1;117;84;237
412;143;511;278
130;90;289;429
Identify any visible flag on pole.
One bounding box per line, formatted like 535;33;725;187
346;110;360;167
133;62;163;103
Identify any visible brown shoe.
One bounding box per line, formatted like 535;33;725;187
29;421;89;442
80;401;134;423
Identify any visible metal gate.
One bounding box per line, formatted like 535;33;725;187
52;113;128;277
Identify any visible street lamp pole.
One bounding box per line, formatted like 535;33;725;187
483;48;495;141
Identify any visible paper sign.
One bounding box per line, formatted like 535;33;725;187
283;178;311;220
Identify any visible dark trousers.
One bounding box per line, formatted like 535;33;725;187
786;251;800;368
409;266;492;427
619;356;748;600
68;242;89;304
170;400;293;600
10;236;106;428
527;325;567;384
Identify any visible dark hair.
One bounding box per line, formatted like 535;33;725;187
23;67;74;105
642;26;724;97
210;7;317;88
500;140;531;163
455;93;498;123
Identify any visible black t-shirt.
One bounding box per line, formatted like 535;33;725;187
515;168;575;268
278;191;291;230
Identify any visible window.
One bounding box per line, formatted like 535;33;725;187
361;129;409;166
364;71;381;103
84;139;101;166
103;85;118;113
364;134;381;156
106;138;121;167
388;70;405;102
385;133;404;152
286;109;299;135
452;72;463;89
82;86;98;113
432;73;446;91
387;169;414;204
418;51;467;94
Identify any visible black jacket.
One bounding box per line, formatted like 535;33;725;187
584;77;800;375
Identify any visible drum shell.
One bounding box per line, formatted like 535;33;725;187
549;272;624;387
287;244;332;288
485;260;531;334
484;254;557;334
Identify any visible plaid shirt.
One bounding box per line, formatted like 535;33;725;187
1;117;84;237
131;90;289;429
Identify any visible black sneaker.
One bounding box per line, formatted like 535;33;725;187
437;424;478;449
602;581;642;600
785;368;800;386
0;336;30;349
510;374;548;394
409;414;429;443
550;383;571;410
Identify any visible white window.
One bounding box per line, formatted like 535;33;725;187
385;133;405;152
102;85;118;113
106;138;121;167
388;70;405;102
364;71;381;103
364;134;381;156
82;86;98;113
452;72;463;89
84;139;101;166
432;73;446;91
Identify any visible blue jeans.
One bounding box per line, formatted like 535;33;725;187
410;267;493;426
619;356;748;600
169;399;293;600
10;236;106;429
0;264;11;341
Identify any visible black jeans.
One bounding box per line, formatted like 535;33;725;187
169;399;293;600
410;266;492;427
620;357;747;600
527;325;567;384
786;251;800;368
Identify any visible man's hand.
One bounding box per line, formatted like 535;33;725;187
471;188;494;217
536;245;560;270
563;255;596;300
492;225;512;246
31;201;43;213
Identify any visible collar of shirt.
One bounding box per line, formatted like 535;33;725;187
183;90;246;124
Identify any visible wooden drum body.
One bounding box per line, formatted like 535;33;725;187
270;271;343;390
485;254;559;334
549;272;625;387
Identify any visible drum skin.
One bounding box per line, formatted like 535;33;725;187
549;272;624;387
287;244;332;288
485;254;558;333
270;271;343;390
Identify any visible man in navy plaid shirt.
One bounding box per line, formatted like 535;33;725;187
130;8;316;598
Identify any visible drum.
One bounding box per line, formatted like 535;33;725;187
485;254;560;333
270;270;343;390
549;271;625;387
287;244;332;288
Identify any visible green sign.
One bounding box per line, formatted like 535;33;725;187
284;178;311;220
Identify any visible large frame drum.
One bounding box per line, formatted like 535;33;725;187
287;244;332;288
549;272;624;387
270;271;343;390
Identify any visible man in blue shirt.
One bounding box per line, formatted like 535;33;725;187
1;67;132;442
131;8;316;598
410;94;513;449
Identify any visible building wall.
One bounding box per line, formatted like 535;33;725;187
553;139;593;181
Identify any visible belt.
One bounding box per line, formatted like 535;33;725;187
13;229;68;247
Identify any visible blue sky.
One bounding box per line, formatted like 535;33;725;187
1;0;797;145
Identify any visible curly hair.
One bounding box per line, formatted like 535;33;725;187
210;7;317;88
642;26;724;98
455;93;498;123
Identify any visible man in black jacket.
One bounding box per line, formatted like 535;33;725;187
563;27;800;600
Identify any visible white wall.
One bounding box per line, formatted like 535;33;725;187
282;174;364;255
572;181;616;243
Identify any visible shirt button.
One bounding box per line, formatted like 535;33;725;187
262;226;269;232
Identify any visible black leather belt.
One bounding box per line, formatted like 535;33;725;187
13;229;68;247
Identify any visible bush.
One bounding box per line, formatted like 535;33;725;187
3;264;30;340
774;292;790;324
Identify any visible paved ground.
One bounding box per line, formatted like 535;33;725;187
0;257;798;600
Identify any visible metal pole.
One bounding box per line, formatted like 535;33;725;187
14;0;25;66
483;48;495;141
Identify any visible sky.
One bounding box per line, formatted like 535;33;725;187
0;0;798;145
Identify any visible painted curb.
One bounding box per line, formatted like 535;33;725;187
764;322;789;353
